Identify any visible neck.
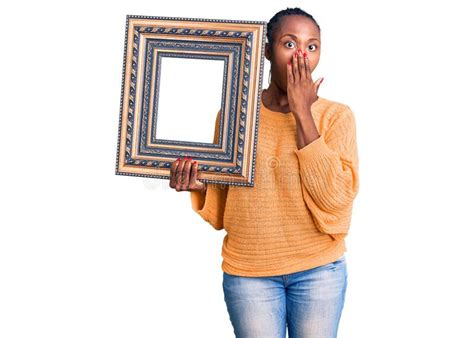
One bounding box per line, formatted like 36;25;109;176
264;82;290;109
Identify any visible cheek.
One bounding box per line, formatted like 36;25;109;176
308;57;319;72
275;59;291;76
276;49;294;64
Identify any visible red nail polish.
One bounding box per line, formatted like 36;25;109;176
193;161;196;164
177;157;181;161
303;52;307;57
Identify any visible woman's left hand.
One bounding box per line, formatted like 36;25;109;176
287;49;324;120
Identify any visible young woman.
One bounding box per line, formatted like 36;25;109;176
170;7;359;338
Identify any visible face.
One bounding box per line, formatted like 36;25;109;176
265;15;321;91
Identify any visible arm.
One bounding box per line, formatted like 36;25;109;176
293;106;360;240
189;109;229;231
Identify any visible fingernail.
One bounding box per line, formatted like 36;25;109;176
177;157;181;161
288;61;291;65
303;52;307;57
193;161;196;164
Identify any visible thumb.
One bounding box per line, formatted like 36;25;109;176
313;77;324;101
313;77;324;92
191;161;205;188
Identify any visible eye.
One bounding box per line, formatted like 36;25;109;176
284;41;296;48
308;44;318;51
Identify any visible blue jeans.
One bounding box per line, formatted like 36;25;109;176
222;254;347;338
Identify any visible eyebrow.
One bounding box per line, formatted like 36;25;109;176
280;33;319;42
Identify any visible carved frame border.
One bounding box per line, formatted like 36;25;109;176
115;15;267;187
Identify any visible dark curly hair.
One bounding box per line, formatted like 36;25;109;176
266;7;320;60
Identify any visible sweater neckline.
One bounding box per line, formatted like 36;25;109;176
260;97;293;121
259;93;323;122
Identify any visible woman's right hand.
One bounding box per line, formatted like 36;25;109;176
169;157;207;192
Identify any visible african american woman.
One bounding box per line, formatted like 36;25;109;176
170;7;360;338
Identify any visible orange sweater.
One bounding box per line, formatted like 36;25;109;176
190;95;359;277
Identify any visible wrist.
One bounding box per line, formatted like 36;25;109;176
293;111;313;124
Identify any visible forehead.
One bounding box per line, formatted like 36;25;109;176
274;15;320;38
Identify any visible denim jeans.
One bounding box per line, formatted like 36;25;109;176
222;254;347;338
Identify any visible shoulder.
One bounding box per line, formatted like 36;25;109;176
312;96;355;124
314;96;353;116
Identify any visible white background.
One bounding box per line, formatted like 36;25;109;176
1;1;473;337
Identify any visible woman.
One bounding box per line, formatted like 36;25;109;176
169;7;359;338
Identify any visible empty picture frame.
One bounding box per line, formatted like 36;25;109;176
115;15;267;187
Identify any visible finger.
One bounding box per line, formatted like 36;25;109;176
313;77;324;99
298;50;305;80
313;77;324;89
181;158;192;190
190;161;201;185
292;52;299;82
169;158;180;188
287;59;294;84
304;52;311;80
190;160;198;183
175;157;186;191
190;161;205;190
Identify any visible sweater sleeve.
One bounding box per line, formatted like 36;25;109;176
294;105;359;241
189;109;229;231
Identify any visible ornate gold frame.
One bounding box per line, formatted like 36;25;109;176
115;15;266;187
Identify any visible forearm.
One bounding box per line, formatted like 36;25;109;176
294;110;321;150
293;107;359;213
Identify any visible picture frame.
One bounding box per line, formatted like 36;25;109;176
115;15;267;187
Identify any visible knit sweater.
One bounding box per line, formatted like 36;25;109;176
190;95;359;277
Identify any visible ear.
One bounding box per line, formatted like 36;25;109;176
264;43;271;61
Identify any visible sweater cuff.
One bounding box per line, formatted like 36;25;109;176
190;189;207;212
190;189;223;230
294;135;336;162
